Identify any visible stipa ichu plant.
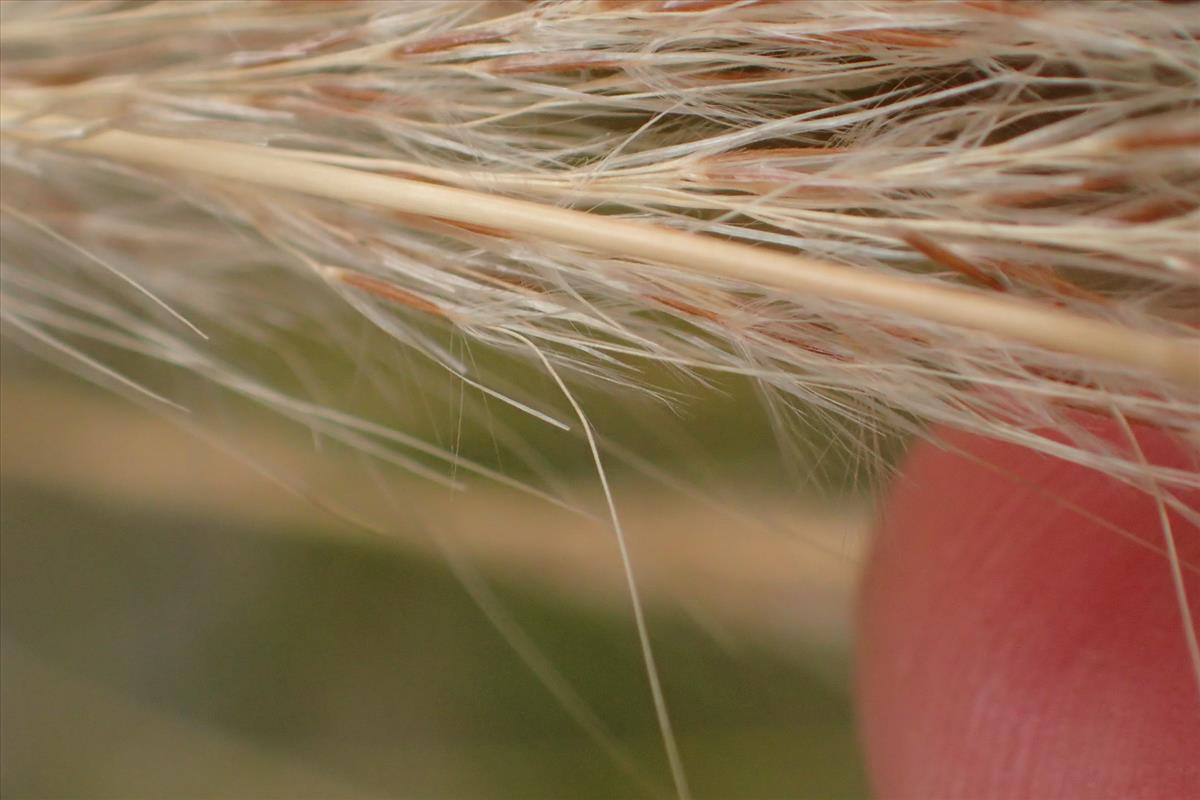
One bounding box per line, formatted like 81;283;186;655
2;2;1198;796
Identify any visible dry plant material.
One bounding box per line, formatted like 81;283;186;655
3;2;1200;793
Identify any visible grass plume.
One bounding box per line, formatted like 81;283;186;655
3;2;1199;792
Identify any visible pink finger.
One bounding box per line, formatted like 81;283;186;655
857;420;1200;799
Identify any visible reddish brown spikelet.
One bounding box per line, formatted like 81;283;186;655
390;210;513;241
651;295;849;361
962;0;1041;18
239;30;355;67
758;326;849;361
680;68;785;85
602;0;773;12
314;83;394;106
990;261;1107;305
394;30;506;57
433;217;514;239
335;271;451;319
465;269;547;295
484;52;625;75
649;294;723;324
819;28;955;50
902;232;1006;291
981;175;1126;208
1115;131;1200;151
1115;197;1198;224
707;147;847;163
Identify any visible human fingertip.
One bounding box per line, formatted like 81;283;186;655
857;421;1200;799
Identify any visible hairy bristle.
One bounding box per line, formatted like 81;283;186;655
4;0;1198;499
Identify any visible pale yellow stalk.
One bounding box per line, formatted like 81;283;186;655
4;105;1197;389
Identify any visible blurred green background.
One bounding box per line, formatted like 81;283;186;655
1;337;878;799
